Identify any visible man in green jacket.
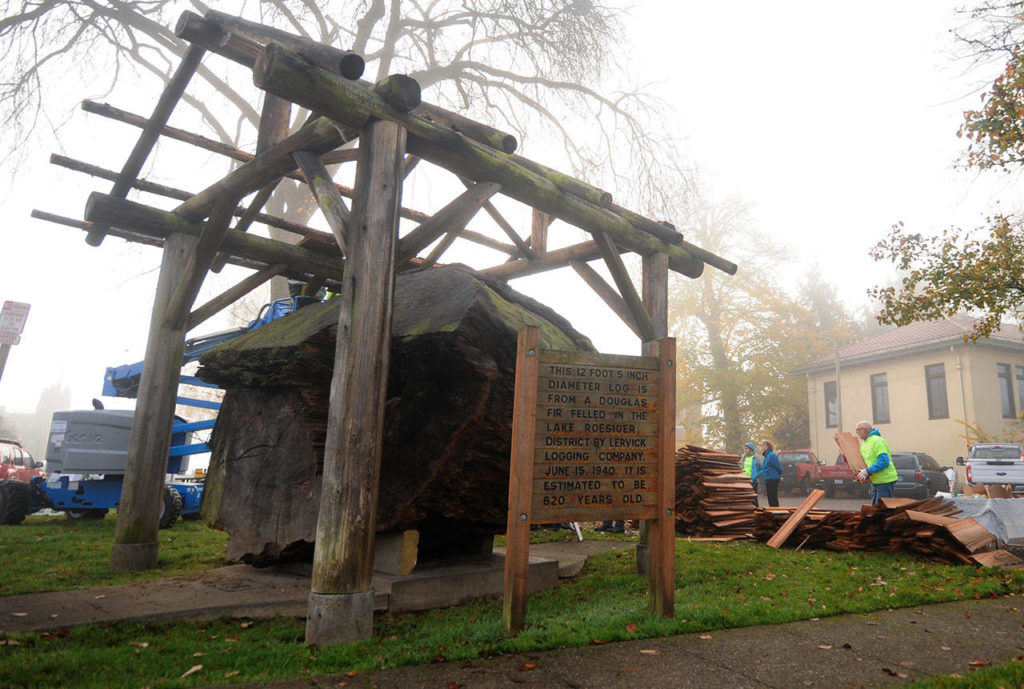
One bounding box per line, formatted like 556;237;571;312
854;420;898;505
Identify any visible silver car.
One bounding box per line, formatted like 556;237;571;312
961;443;1024;491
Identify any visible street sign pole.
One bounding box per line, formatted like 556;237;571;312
0;343;9;382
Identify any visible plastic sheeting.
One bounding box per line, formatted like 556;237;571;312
946;496;1024;544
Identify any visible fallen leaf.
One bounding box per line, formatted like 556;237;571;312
964;611;971;619
129;641;149;649
11;612;27;617
517;663;536;671
1;639;20;646
345;670;358;677
447;683;461;689
942;646;952;651
640;649;658;655
180;665;203;679
240;621;254;629
818;645;832;650
897;672;909;679
968;660;988;667
625;623;638;633
94;595;105;600
699;634;712;640
193;652;205;657
224;671;239;678
591;639;610;645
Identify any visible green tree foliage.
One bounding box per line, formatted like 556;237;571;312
869;217;1024;339
666;176;853;451
870;2;1024;333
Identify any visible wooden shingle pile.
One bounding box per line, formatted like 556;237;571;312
756;495;1023;567
674;445;763;538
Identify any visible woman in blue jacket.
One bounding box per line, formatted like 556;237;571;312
758;439;783;507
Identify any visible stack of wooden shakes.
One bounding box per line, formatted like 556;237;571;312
756;496;1024;568
674;445;762;538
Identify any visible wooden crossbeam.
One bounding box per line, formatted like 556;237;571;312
459;176;534;259
188;263;287;331
570;261;642;339
592;230;656;342
165;195;241;329
395;181;502;267
293;150;352;255
86;46;205;246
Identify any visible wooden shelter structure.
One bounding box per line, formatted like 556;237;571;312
32;11;736;644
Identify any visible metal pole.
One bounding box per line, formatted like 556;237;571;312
833;345;842;433
0;344;10;382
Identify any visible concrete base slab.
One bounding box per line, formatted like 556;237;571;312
0;540;634;634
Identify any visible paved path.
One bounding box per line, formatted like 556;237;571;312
193;597;1024;688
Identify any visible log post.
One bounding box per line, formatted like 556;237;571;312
110;232;196;571
637;252;670;577
305;119;406;646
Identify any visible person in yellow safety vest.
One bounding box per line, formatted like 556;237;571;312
854;420;899;505
741;442;760;507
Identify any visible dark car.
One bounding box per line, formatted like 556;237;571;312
891;452;951;498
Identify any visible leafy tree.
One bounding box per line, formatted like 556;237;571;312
0;1;670;199
870;2;1024;335
665;175;853;451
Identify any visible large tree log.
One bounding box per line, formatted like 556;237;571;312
198;264;594;563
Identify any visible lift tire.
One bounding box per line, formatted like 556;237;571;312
0;479;31;525
159;486;183;529
65;509;108;521
799;476;811;496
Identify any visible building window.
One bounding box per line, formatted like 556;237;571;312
998;363;1016;419
870;373;890;424
823;380;837;428
925;363;948;419
1016;366;1024;416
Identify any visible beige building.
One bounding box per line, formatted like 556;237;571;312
796;315;1024;467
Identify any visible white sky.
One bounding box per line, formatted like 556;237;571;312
1;1;1021;415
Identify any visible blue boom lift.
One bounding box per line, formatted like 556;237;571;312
0;297;307;527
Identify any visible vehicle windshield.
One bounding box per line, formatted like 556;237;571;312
780;452;810;464
969;445;1023;460
892;454;916;470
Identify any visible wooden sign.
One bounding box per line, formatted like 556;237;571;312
503;326;676;634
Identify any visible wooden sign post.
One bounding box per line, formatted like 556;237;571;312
503;326;676;634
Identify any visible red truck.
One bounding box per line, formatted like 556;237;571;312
776;449;867;498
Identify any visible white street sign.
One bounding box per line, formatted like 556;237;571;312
0;301;30;346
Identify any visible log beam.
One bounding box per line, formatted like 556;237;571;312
396;181;502;267
570;261;642;339
531;209;551;256
592;230;656;342
188;263;287;331
85;194;344;283
165;195;240;330
252;44;712;276
307;119;406;645
174;117;345;222
293;150;351;255
86;46;205;247
460;177;534;259
482;240;607;280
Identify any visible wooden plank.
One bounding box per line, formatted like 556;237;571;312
503;327;541;635
832;432;868;472
971;549;1024;567
766;489;826;548
945;517;997;553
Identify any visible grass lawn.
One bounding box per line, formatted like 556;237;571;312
1;517;1023;688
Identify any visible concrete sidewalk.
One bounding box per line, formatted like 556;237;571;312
0;539;630;634
195;597;1024;689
